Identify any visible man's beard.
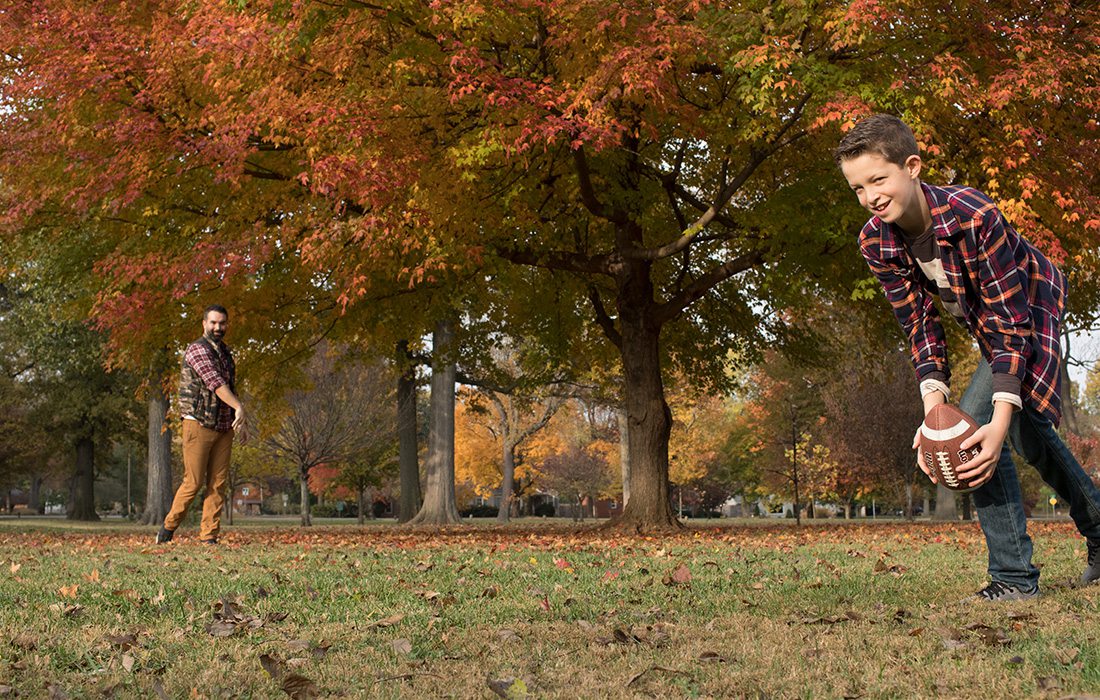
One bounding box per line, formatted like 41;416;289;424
205;330;224;342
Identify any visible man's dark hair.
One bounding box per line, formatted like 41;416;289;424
203;304;229;320
833;114;920;167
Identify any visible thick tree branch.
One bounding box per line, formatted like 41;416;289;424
629;91;814;262
654;249;766;325
491;243;610;276
573;147;624;224
588;284;623;350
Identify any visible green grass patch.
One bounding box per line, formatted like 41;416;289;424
0;519;1096;698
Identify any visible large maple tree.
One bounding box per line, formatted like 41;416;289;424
2;0;1097;530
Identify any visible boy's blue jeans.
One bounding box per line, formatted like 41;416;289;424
961;359;1100;591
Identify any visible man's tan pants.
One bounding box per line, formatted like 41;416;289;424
164;420;234;540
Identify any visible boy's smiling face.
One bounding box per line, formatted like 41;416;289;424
840;151;926;234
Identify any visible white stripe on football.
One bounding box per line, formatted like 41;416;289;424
921;419;972;442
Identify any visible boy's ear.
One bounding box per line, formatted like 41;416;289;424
905;154;923;180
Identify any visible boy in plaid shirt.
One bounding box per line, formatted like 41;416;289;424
836;114;1100;601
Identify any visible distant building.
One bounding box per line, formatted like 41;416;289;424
232;482;263;515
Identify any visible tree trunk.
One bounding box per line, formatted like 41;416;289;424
497;441;517;523
905;482;915;521
67;436;99;521
618;408;631;507
28;475;43;514
396;340;422;523
961;493;972;520
612;274;679;530
300;468;312;527
933;483;957;521
357;486;367;525
408;318;462;525
141;385;174;525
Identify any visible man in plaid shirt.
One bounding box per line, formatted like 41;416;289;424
156;305;247;545
836;114;1100;601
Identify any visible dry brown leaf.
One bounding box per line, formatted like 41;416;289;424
487;676;528;699
280;673;319;700
1054;648;1081;665
698;651;727;663
369;613;404;628
626;666;682;688
11;634;37;650
206;621;238;638
391;638;413;655
497;629;521;643
669;564;692;585
106;633;137;651
58;584;78;599
121;654;135;673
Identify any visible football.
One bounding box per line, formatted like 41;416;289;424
919;404;983;492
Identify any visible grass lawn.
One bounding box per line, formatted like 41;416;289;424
0;517;1097;699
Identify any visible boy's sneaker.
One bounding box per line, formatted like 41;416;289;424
155;527;175;544
969;580;1039;602
1083;540;1100;585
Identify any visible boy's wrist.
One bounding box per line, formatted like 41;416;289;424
922;390;946;415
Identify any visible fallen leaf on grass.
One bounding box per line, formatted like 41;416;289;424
105;633;138;651
9;562;21;575
206;620;239;638
259;653;320;700
872;558;907;576
1036;676;1061;691
697;651;727;663
497;629;521;643
58;584;78;599
111;589;143;603
368;613;404;628
964;623;1011;647
391;638;413;655
1007;656;1025;665
11;634;37;650
487;676;528;699
626;666;683;688
48;604;83;618
121;654;135;673
662;564;692;586
1053;647;1080;665
0;685;13;696
46;683;68;700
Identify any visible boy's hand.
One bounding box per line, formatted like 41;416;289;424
912;424;936;485
913;390;947;484
954;403;1014;489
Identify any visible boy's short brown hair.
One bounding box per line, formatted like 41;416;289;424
833;114;919;167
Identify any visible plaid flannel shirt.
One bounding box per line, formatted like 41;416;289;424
858;183;1067;426
182;338;236;432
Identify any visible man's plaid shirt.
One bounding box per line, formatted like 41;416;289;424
182;338;236;431
858;182;1067;426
